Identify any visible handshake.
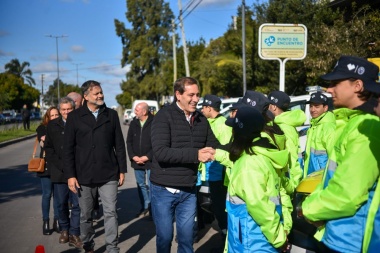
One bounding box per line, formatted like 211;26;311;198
198;147;216;163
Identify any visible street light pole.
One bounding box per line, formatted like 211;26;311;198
242;0;247;95
46;34;68;103
73;63;82;86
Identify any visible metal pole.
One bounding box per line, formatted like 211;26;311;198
46;35;68;103
172;19;177;82
73;63;82;86
242;0;247;95
55;37;60;101
178;0;190;76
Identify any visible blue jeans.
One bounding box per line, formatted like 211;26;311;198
151;183;196;253
40;176;59;221
134;169;151;209
54;183;80;236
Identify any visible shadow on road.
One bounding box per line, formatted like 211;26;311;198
0;164;40;203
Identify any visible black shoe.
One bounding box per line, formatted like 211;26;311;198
53;218;60;233
43;220;50;235
92;209;101;221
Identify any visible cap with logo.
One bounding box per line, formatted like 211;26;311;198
230;98;244;110
321;55;380;94
241;90;270;112
199;94;221;109
268;91;291;111
306;92;328;105
225;106;265;136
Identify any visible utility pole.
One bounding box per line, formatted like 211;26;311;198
41;74;45;114
46;34;68;103
73;63;82;86
242;0;247;95
172;19;177;82
178;0;190;76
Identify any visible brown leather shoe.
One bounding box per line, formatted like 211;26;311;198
59;230;69;243
69;234;83;248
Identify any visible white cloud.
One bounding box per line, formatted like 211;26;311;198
200;0;235;7
33;62;57;73
0;49;14;57
71;45;85;52
90;62;129;77
47;52;72;62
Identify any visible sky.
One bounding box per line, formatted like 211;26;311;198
0;0;247;107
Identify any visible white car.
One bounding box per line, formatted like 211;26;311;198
123;109;132;125
197;97;241;112
289;87;333;151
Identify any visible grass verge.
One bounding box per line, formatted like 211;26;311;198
0;122;39;143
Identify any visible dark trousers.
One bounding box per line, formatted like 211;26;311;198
23;118;30;130
54;183;80;236
209;180;228;231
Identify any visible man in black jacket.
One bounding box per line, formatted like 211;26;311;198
126;102;153;218
150;77;219;253
63;80;127;253
21;104;31;130
45;97;82;248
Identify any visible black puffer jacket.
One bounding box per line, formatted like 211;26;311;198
150;103;219;188
126;113;153;170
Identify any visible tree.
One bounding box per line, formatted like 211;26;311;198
115;0;174;107
4;58;36;86
0;73;39;110
252;0;380;93
43;79;81;106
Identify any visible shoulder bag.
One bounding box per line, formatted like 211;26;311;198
27;138;45;173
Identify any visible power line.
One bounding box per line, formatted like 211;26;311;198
183;0;203;20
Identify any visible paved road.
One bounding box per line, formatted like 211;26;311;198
0;124;222;253
0;122;306;253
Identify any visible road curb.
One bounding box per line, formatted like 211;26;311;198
0;134;37;148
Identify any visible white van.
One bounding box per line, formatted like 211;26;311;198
130;100;159;118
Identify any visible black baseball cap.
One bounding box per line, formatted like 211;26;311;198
241;90;270;112
199;94;221;109
225;106;265;136
321;55;380;93
306;92;328;105
268;91;291;111
230;98;244;110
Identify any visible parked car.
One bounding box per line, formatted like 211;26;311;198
0;114;5;124
130;100;159;118
2;112;14;123
14;113;23;123
123;109;132;125
30;112;41;121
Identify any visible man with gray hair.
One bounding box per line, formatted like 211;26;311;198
63;80;127;253
45;97;82;248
